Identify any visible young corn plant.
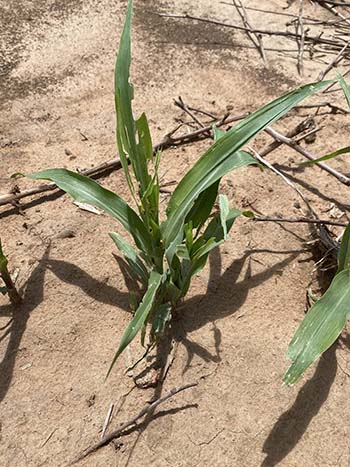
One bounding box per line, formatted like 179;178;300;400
283;73;350;385
27;0;334;376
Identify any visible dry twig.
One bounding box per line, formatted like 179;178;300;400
71;382;197;464
316;0;350;27
232;0;267;64
254;216;347;227
157;12;346;47
250;147;339;254
296;0;306;75
318;41;349;80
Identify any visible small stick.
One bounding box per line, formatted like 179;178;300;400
316;1;350;27
254;216;348;227
249;147;339;254
321;68;350;94
294;126;322;142
232;0;267;64
174;97;207;129
294;102;348;113
318;41;349;80
265;127;350;186
157;12;344;47
259;118;314;157
186;105;217;120
250;147;316;216
71;382;197;464
317;0;350;6
221;2;318;20
101;403;114;440
296;0;305;75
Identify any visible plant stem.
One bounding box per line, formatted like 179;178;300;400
1;267;22;305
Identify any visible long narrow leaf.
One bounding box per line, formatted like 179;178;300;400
163;80;332;249
184;125;226;230
337;225;350;273
185;180;220;230
338;72;350;109
109;232;149;285
106;270;163;376
179;207;242;296
0;240;8;273
301;146;350;167
219;194;230;240
115;0;150;194
284;268;350;386
28;169;152;255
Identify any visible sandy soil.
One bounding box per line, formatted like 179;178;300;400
1;1;350;466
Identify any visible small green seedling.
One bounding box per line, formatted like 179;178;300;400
27;0;334;376
0;239;21;305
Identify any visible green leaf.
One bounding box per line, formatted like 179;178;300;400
136;113;154;161
185;180;220;231
219;194;230;240
203;207;242;243
0;287;8;295
0;240;8;273
107;270;163;377
179;207;242;297
163;80;332;251
109;232;149;285
183;126;225;229
284;268;350;386
301;146;350;167
28;169;152;255
115;0;150;194
337;225;350;273
213;125;226;141
242;210;255;219
151;303;172;339
337;72;350;109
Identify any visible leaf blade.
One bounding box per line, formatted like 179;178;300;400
28;169;152;255
109;232;149;285
106;270;163;376
337;225;350;273
284;269;350;386
300;146;350;167
163;80;332;249
115;0;150;194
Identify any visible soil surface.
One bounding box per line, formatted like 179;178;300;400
1;1;350;466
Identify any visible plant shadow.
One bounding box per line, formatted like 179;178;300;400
45;246;303;378
176;247;302;371
261;344;337;467
46;256;132;312
261;238;339;466
0;245;50;403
